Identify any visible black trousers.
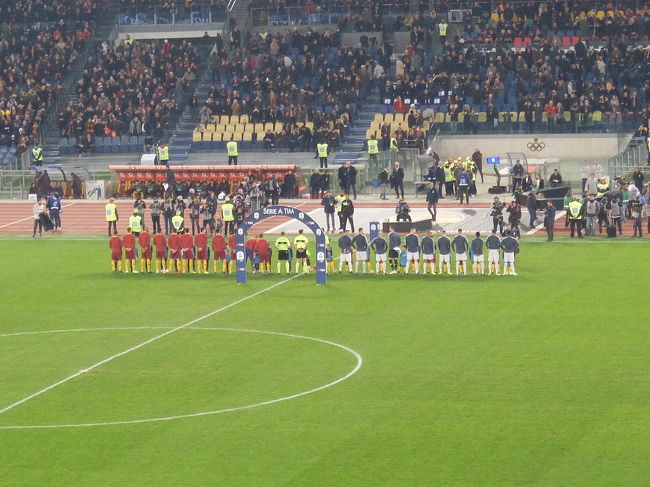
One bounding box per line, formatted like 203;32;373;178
107;220;117;236
319;157;328;168
492;218;504;234
394;182;404;199
151;215;161;234
341;216;354;232
546;226;554;241
569;219;582;237
228;156;237;165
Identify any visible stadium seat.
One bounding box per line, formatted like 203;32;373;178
230;115;240;124
264;123;273;131
219;115;230;125
206;123;216;132
373;113;383;122
254;123;264;133
477;112;487;123
434;112;444;124
243;124;254;133
384;113;394;123
239;115;249;124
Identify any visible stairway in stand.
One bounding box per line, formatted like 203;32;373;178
334;102;384;164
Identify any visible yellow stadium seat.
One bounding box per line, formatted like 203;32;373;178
211;115;219;123
477;112;487;123
510;111;517;121
434;112;444;123
563;112;571;123
274;122;283;132
230;115;240;124
243;124;254;133
592;111;602;122
255;131;266;141
384;113;394;123
254;123;264;132
444;113;452;123
205;123;215;132
491;12;500;22
607;10;615;18
219;115;230;125
596;10;605;19
221;132;232;141
264;122;274;131
394;113;405;122
192;131;202;142
225;124;236;132
239;115;249;124
423;121;431;130
208;133;219;142
197;124;206;131
242;132;253;142
518;112;526;122
457;113;465;123
541;112;548;122
235;124;246;132
373;113;384;122
305;122;314;130
232;133;243;142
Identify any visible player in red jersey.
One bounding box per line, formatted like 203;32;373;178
138;227;152;273
168;230;181;273
123;228;138;273
153;231;167;273
254;233;271;274
194;230;209;274
245;236;258;272
228;233;237;273
180;230;195;273
212;233;227;273
109;232;123;272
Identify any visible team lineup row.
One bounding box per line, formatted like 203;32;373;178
107;226;521;276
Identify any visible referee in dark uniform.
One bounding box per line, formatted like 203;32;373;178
388;225;401;274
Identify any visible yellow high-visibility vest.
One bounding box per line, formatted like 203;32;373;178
222;203;234;221
227;141;238;156
105;203;117;222
438;22;448;35
157;146;169;161
317;143;328;158
129;215;142;232
568;201;583;219
32;147;43;161
367;139;378;154
172;215;184;230
390;138;398;151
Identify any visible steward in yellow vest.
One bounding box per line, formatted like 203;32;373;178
227;137;238;166
157;143;169;165
105;198;118;236
317;142;329;169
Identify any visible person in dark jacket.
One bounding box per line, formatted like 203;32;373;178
543;199;556;242
347;162;358;199
340;194;355;232
378;167;389;200
426;182;439;221
471;148;484;183
549;169;563;187
309;170;321;200
527;191;538;227
391;162;404;199
320;190;336;232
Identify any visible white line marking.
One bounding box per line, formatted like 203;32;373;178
0;326;363;429
0;275;302;416
0;202;79;229
525;210;564;235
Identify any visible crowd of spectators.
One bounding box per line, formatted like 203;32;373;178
0;1;103;153
379;4;650;133
56;39;200;150
198;28;382;151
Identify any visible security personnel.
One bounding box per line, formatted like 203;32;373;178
171;210;185;233
226;135;238;166
124;34;134;47
438;20;448;44
157;142;169;165
129;209;143;237
596;178;609;200
568;195;584;238
275;231;291;274
317;141;329;169
31;145;44;166
389;137;398;163
105;197;118;236
221;197;235;235
293;229;309;274
367;134;379;164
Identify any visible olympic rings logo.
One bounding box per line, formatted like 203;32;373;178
527;138;545;152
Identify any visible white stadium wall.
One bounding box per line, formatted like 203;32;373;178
435;133;624;161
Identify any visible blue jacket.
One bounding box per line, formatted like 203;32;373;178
426;187;439;204
47;195;61;211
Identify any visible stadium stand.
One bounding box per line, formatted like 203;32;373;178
56;39;200;155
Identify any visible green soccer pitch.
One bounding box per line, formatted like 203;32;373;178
1;236;649;486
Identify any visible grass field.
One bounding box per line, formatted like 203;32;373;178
1;235;649;486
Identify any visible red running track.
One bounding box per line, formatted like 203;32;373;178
0;200;491;235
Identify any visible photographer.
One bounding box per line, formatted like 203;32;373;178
507;200;522;238
395;199;412;222
490;197;505;235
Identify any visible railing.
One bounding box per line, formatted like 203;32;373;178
120;4;228;25
607;136;646;176
250;2;444;27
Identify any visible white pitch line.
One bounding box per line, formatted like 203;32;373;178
0;202;79;229
0;327;363;429
0;274;302;416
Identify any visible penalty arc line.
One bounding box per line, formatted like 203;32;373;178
0;274;303;416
